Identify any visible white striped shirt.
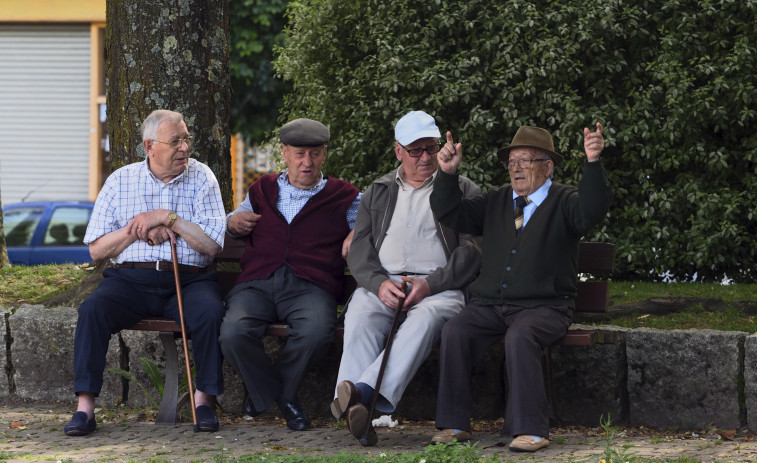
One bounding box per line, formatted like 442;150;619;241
84;158;226;267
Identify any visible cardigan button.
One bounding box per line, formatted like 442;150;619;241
502;284;508;289
510;249;517;254
506;266;511;271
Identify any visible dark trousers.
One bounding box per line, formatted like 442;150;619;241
219;265;336;413
73;267;225;397
435;300;572;438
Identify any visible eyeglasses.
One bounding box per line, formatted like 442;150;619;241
402;143;443;158
152;136;193;149
505;158;549;170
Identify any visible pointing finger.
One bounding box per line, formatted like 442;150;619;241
596;122;604;134
446;131;454;145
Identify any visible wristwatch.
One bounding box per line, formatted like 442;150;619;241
167;211;177;229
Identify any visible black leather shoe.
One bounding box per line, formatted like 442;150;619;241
279;401;311;431
242;394;262;418
64;411;96;436
196;405;220;432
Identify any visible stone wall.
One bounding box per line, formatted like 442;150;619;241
3;304;757;431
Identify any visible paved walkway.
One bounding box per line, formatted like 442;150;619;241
2;400;757;462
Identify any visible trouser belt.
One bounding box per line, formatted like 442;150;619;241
117;261;209;274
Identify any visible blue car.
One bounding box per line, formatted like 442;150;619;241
2;201;94;265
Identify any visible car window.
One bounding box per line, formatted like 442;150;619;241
43;207;93;246
3;207;44;246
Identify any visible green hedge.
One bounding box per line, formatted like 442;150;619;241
274;0;756;282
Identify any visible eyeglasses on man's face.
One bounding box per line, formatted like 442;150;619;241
152;136;193;149
402;142;443;158
505;158;549;170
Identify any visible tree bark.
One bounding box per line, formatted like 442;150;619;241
0;190;10;269
106;0;233;211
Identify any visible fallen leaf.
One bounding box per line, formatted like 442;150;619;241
9;422;25;429
720;430;736;440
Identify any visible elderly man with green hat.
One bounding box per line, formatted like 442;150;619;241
428;123;612;452
220;118;361;431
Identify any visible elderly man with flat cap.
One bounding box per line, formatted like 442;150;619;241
428;123;612;452
219;118;361;431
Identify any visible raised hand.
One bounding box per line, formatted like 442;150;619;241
437;131;463;174
583;122;605;162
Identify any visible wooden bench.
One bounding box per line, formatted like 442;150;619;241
129;239;614;424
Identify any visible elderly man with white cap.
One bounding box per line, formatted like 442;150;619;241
330;111;481;445
429;123;612;452
220;118;361;431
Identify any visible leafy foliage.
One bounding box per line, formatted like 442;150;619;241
107;362;160;409
230;0;291;144
275;0;757;282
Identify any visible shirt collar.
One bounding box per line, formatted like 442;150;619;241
279;169;326;191
394;166;437;190
513;178;552;206
143;158;188;185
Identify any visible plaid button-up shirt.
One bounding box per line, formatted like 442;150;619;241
84;158;226;267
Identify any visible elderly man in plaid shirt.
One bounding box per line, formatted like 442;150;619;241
65;110;227;436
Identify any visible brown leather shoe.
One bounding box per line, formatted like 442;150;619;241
509;435;550;452
431;428;471;444
331;380;361;420
346;403;377;446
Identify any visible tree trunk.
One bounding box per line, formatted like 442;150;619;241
105;0;233;211
0;190;10;269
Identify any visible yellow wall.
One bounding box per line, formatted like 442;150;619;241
0;0;105;22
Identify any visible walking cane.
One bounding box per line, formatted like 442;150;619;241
170;240;199;431
360;281;408;445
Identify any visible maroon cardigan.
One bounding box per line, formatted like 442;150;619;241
236;174;360;299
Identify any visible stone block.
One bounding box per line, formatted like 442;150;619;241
551;326;629;426
627;328;745;429
9;305;77;400
744;335;757;431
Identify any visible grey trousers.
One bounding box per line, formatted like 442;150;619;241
435;300;571;438
219;265;336;413
335;286;464;412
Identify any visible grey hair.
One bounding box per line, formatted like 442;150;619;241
141;110;184;141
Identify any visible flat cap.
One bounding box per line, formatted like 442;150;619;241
279;118;330;146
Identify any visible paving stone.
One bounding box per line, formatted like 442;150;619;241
2;400;757;462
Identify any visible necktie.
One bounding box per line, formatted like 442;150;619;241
514;196;531;235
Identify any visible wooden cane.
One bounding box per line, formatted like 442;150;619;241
170;240;198;430
360;281;408;445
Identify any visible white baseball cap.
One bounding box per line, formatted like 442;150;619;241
394;111;441;145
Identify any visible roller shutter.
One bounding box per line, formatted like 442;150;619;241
0;24;90;204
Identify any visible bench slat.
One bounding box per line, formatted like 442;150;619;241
556;329;599;347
